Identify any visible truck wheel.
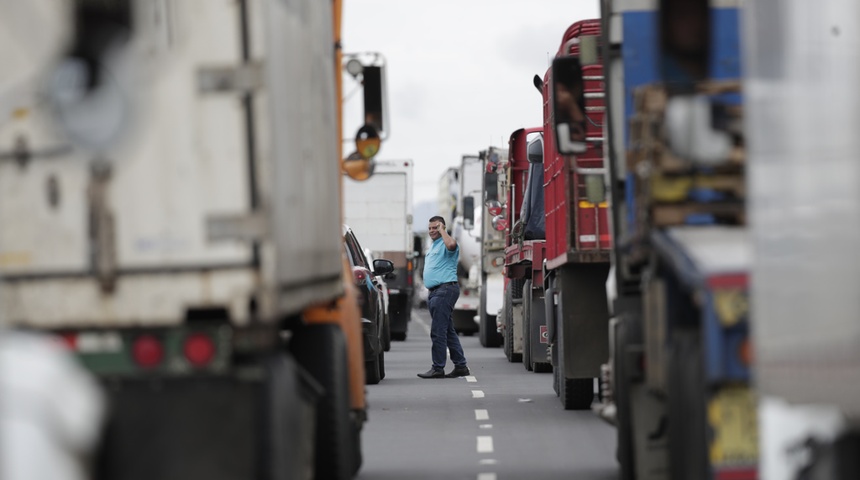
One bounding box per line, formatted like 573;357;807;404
479;277;503;348
289;324;356;480
503;282;522;363
614;315;636;480
522;280;533;371
668;330;708;480
378;351;386;381
557;317;594;410
391;331;407;341
365;353;382;385
533;361;553;373
382;314;391;352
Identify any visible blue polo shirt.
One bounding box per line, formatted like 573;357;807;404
423;238;459;289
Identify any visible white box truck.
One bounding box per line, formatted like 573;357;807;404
344;160;414;341
0;1;378;479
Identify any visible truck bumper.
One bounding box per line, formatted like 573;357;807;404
96;354;320;480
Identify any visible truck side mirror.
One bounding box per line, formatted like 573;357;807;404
362;65;387;138
413;235;424;257
463;196;475;231
551;56;587;155
659;0;710;86
527;136;544;163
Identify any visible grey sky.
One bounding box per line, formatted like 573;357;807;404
341;0;601;204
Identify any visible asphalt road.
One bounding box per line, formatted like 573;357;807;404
358;308;619;480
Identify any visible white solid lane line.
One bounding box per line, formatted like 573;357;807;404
477;473;497;480
466;375;478;382
471;390;485;399
477;436;494;453
475;409;489;421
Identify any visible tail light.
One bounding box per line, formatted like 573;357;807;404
353;268;368;283
59;333;78;350
184;333;216;367
132;335;164;368
492;215;507;231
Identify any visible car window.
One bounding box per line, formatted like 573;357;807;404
344;231;369;269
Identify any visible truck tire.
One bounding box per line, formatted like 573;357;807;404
289;324;357;480
391;331;407;341
668;330;708;480
365;351;382;385
614;315;636;480
479;275;503;348
557;317;594;410
503;282;522;363
378;351;386;381
522;280;533;371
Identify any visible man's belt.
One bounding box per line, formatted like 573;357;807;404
428;281;458;292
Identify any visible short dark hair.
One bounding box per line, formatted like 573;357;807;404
429;216;446;226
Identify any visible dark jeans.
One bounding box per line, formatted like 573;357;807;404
427;283;467;370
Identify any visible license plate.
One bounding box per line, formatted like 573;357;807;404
708;386;758;469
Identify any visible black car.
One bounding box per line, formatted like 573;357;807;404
343;226;393;384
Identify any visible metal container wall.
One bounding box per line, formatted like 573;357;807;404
744;0;860;416
543;19;610;268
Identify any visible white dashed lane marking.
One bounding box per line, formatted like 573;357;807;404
466;375;477;382
477;473;497;480
479;424;493;429
479;459;498;465
477;436;494;453
475;409;489;421
471;390;485;399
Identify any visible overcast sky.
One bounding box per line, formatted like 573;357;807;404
341;0;600;205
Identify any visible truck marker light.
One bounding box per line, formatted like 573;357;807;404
184;333;216;367
132;335;164;368
486;200;503;216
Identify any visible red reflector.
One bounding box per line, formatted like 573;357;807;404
407;274;413;286
463;289;470;296
59;333;78;350
132;335;164;368
184;333;216;367
715;468;757;480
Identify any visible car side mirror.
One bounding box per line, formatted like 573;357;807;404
551;56;587;155
373;259;394;276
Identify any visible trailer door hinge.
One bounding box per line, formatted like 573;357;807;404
197;62;264;93
206;212;269;242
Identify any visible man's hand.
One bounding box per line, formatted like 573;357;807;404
434;222;457;251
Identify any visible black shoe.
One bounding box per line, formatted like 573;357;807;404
445;366;471;378
417;368;445;379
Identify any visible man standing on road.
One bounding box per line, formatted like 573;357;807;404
418;216;471;379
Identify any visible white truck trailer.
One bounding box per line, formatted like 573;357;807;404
438;156;484;335
344;160;414;341
0;1;377;479
745;1;860;478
